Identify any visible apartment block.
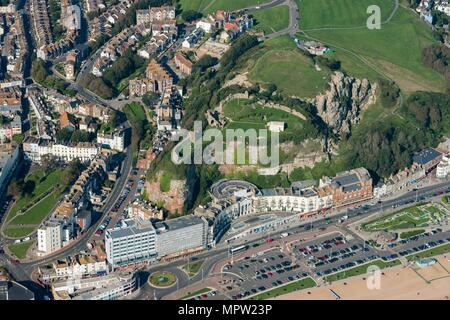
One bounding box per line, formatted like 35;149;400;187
154;215;209;259
105;219;157;269
38;221;63;255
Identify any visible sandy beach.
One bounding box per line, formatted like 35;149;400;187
274;256;450;300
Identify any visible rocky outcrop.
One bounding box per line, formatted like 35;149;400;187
313;72;376;137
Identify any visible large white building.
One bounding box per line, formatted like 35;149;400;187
97;130;125;152
437;154;450;179
154;215;209;258
253;187;333;214
136;5;175;25
105;218;157;269
37;221;63;255
196;19;215;33
23;137;99;163
105;215;210;267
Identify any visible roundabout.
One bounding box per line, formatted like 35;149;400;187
148;271;178;288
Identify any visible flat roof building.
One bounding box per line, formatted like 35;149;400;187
105;218;157;269
413;148;443;172
154;215;209;259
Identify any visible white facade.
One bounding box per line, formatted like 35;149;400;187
38;222;63;254
196;20;214;33
55;260;107;278
253;191;332;214
23;139;99;163
105;219;157;269
97;131;125;152
437;155;450;179
155;215;209;258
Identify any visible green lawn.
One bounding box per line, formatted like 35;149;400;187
8;190;64;226
3;227;36;239
298;0;446;92
124;102;146;122
252;5;289;34
178;0;213;12
5;169;64;223
3;168;67;239
182;259;205;277
248;48;330;98
8;240;35;260
222;98;311;166
181;287;213;300
407;243;450;262
248;277;316;300
298;0;395;29
400;229;425;240
325;259;401;283
148;271;177;287
223;98;307;137
203;0;263;14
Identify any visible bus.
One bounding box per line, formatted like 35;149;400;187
229;245;248;255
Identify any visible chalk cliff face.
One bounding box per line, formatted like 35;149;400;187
313;72;376;137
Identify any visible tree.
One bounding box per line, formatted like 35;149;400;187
56;127;74;142
182;10;202;22
108;110;120;128
71;130;90;142
61;159;83;187
41;154;57;175
8;178;24;198
142;92;160;108
22;180;36;196
317;56;341;71
379;79;400;108
31;59;50;84
192;54;218;73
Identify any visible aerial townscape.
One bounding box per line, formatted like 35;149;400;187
0;0;449;305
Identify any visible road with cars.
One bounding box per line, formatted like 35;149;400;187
0;121;133;274
132;178;450;300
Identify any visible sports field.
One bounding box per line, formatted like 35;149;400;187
362;203;449;232
297;0;446;93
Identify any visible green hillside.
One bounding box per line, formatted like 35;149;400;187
297;0;446;92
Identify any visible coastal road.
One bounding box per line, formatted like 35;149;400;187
132;178;450;299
